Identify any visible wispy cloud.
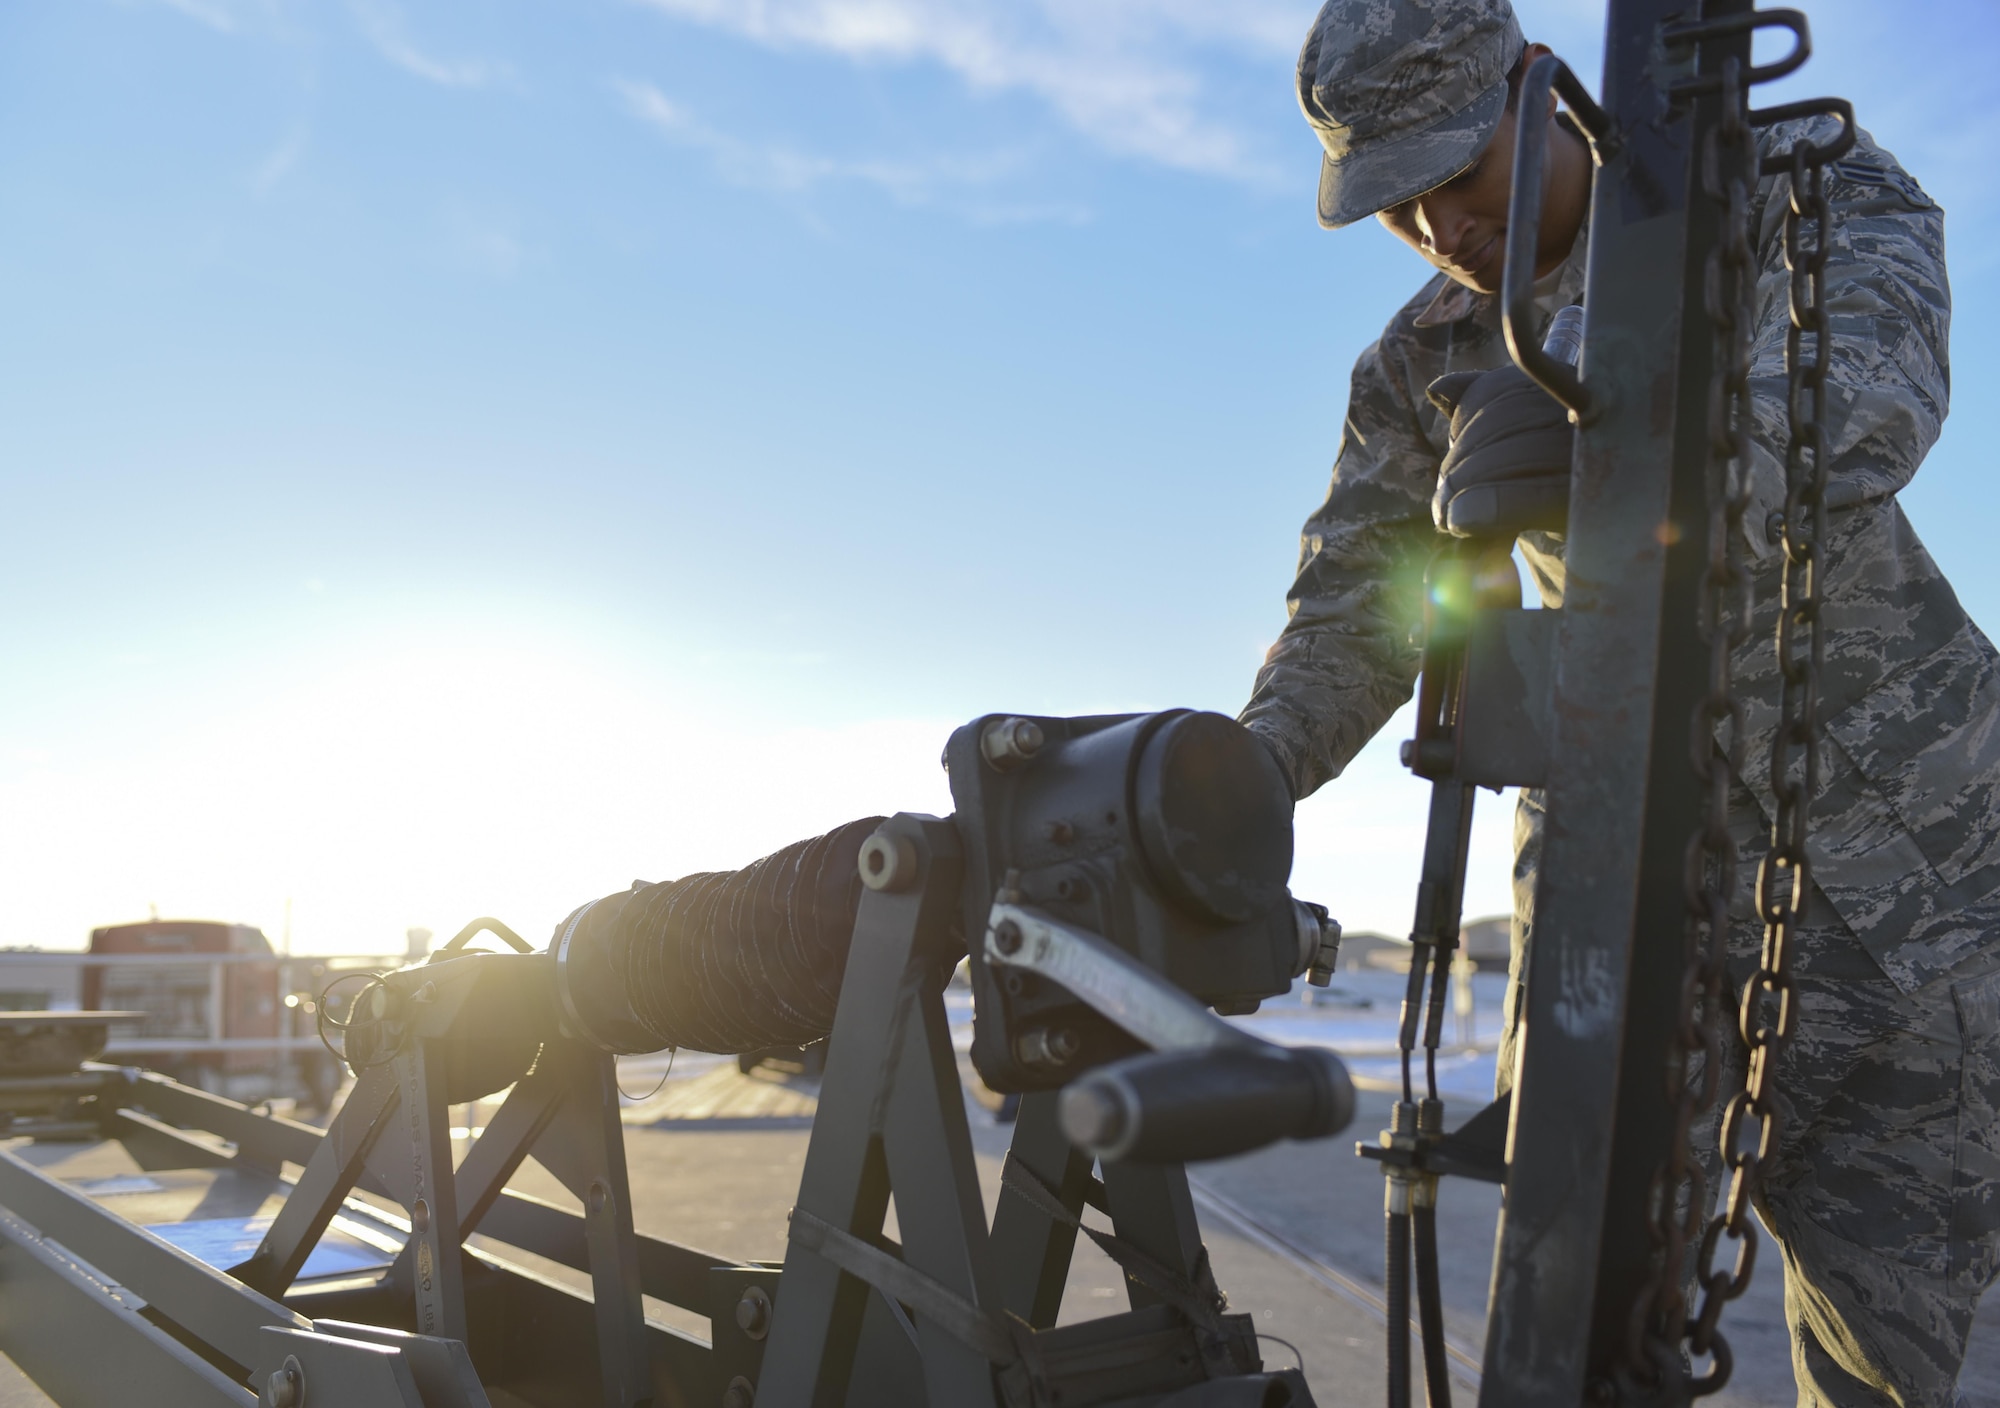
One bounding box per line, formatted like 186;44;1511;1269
628;0;1315;181
252;126;309;192
613;78;1087;221
350;0;513;89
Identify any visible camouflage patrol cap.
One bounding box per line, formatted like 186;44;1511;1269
1297;0;1525;229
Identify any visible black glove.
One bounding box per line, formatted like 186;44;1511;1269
1426;365;1575;538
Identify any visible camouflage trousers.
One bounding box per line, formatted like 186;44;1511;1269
1498;787;2000;1407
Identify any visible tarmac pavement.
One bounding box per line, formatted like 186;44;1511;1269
2;1040;1998;1405
490;1072;2000;1407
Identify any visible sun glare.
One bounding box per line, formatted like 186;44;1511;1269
0;636;956;956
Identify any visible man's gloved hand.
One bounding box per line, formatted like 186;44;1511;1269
1426;365;1576;538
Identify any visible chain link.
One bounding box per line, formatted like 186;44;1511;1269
1624;53;1757;1387
1624;43;1841;1398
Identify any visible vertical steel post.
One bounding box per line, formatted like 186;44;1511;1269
401;1037;469;1346
990;1093;1094;1327
568;1051;654;1408
757;814;1000;1408
1478;1;1750;1403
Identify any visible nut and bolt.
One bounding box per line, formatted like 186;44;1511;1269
265;1356;304;1408
857;832;918;893
1299;904;1342;988
1015;1025;1080;1069
980;717;1045;769
991;919;1024;956
722;1376;757;1408
735;1285;773;1340
1400;738;1454;776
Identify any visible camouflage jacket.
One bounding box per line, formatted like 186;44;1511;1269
1241;117;1998;992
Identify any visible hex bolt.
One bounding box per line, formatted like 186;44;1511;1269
992;920;1023;957
1296;903;1342;987
857;832;918;893
1015;1025;1080;1069
980;717;1045;769
722;1375;757;1408
1310;915;1344;988
734;1285;773;1341
265;1356;304;1408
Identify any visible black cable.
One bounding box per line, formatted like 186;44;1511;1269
1397;939;1429;1105
1413;1203;1453;1408
315;971;395;1072
1257;1332;1305;1377
615;1047;676;1103
1424;939;1449;1101
1387;1206;1412;1408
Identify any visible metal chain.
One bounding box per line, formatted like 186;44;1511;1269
1625;50;1840;1396
1624;53;1758;1389
1686;120;1835;1381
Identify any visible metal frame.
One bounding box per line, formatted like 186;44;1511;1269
1480;2;1758;1403
757;812;1275;1407
0;821;1286;1408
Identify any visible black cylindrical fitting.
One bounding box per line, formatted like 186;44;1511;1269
1056;1044;1354;1164
553;816;885;1055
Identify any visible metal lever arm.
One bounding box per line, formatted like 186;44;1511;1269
983;901;1256;1055
1501;54;1617;420
982;902;1355;1162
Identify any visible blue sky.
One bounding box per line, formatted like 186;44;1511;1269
2;0;1995;954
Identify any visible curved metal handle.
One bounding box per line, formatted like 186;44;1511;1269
438;917;533;955
1751;96;1856;174
1661;9;1812;95
1501;54;1613;420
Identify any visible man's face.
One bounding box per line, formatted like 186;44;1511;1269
1374;105;1521;294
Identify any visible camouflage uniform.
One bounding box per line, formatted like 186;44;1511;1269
1241;115;2000;1404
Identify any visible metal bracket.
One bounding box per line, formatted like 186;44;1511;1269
257;1322;494;1408
1455;608;1558;790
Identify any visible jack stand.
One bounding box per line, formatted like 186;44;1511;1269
232;953;656;1408
756;813;1285;1408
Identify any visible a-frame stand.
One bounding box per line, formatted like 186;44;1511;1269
755;813;1270;1408
231;952;654;1408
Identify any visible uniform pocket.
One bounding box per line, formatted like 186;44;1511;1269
1951;968;2000;1294
1823;635;2000;887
